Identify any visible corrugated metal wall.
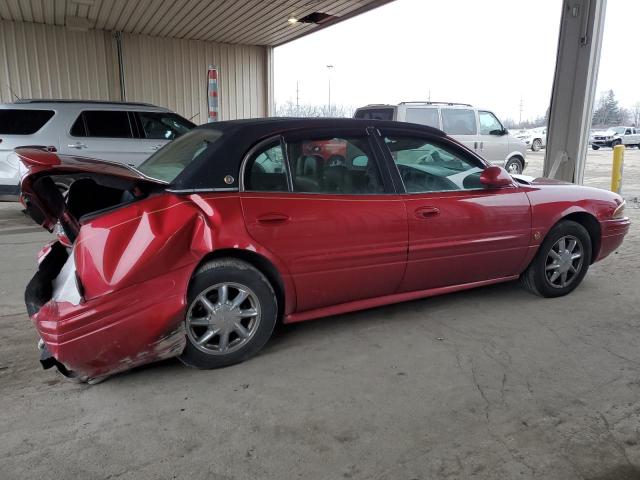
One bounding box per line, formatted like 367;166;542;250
121;33;268;123
0;19;119;102
0;19;269;122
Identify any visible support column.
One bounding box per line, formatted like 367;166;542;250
544;0;607;183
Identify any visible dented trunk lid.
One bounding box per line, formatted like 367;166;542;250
16;147;167;240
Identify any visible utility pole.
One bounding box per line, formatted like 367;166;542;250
326;64;334;116
519;95;524;125
428;88;431;102
296;80;299;116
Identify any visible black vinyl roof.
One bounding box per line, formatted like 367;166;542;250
171;117;447;190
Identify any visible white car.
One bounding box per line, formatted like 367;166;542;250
0;100;195;199
515;127;546;152
354;102;528;174
589;126;640;150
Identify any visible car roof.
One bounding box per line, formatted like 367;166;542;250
171;117;447;191
0;99;171;112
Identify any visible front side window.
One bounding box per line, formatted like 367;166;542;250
0;109;55;135
441;108;477;135
405;108;440;129
137;112;195;140
286;137;384;194
384;135;484;193
478;111;504;135
72;110;133;138
244;142;288;192
137;128;222;182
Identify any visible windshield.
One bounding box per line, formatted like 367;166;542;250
137;128;223;182
612;127;626;134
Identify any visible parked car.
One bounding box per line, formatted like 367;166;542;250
18;118;629;383
516;127;547;151
354;102;528;174
0;99;195;199
589;126;640;149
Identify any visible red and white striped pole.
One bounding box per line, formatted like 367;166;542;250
207;65;219;122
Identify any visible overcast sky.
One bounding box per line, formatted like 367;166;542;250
274;0;639;122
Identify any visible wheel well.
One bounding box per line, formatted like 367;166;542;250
560;212;601;263
507;155;524;164
192;249;286;321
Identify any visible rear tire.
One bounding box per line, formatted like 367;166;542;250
520;220;592;298
179;259;278;369
505;157;523;174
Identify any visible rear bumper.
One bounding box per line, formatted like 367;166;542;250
596;218;630;261
28;263;191;382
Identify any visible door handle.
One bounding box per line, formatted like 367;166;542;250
257;213;290;225
474;141;478;149
67;142;86;149
414;206;440;218
150;144;163;150
480;141;484;150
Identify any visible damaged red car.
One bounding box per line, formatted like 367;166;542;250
18;118;630;382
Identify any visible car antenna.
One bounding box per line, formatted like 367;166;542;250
7;83;21;101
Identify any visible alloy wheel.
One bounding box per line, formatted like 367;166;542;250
544;235;584;288
186;282;261;355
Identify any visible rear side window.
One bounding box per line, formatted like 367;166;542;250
405;108;440;128
137;112;195;140
244;142;288;192
71;111;133;138
0;109;54;135
353;108;394;120
441;108;477;135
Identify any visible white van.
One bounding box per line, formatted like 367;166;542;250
354;102;527;174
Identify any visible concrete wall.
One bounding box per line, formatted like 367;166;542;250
0;19;270;122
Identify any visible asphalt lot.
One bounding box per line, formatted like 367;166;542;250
1;149;639;479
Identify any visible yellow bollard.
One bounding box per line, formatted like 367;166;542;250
611;144;624;194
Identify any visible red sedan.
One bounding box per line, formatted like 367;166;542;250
17;118;629;382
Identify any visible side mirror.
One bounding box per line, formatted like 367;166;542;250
480;166;513;188
489;129;508;136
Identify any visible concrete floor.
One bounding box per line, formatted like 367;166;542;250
1;150;639;480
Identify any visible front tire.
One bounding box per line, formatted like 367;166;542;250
505;157;524;174
531;139;542;152
520;220;592;298
179;259;278;369
592;145;600;150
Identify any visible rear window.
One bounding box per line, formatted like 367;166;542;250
137;128;223;182
0;109;55;135
405;108;440;128
354;108;394;120
441;108;477;135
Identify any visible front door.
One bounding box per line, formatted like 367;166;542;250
240;130;407;312
477;110;510;164
377;130;532;292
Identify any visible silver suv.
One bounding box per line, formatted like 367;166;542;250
354;102;527;174
0;100;195;199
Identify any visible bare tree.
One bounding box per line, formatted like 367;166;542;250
631;102;640;127
275;101;354;118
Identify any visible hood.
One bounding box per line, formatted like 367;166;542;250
511;174;572;186
591;129;614;136
16;147;167;241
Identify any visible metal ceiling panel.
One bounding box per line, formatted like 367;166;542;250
0;0;393;46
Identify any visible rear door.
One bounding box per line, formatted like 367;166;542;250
60;110;146;166
477;110;510;163
376;129;532;291
440;107;480;154
240;128;407;312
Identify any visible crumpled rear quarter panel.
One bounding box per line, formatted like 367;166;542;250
75;194;215;300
